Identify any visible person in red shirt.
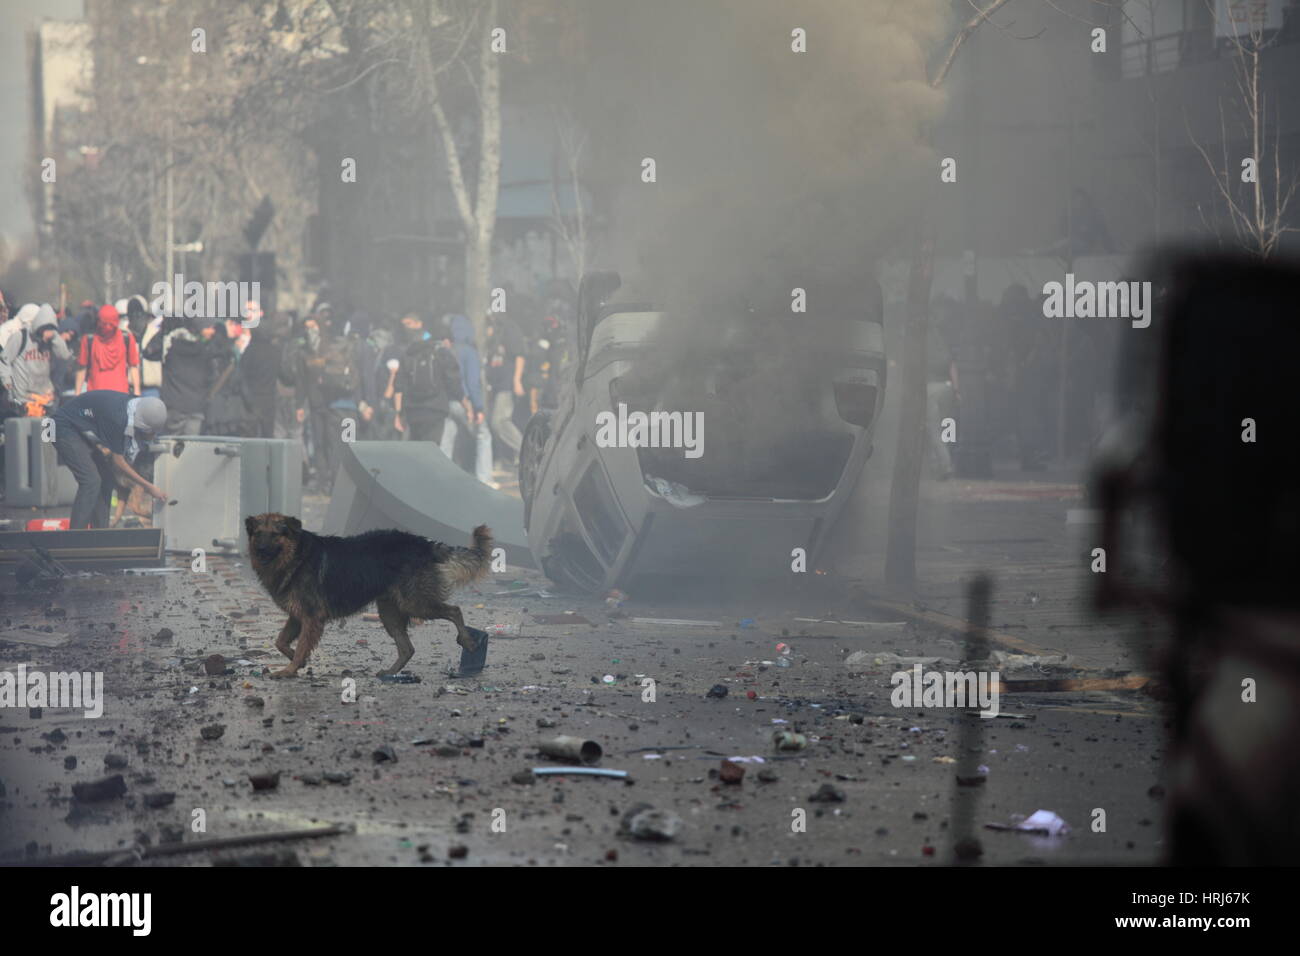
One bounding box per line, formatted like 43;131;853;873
76;304;141;394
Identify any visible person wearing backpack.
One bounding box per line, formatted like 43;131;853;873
1;305;70;418
303;310;360;491
76;304;141;395
393;312;461;443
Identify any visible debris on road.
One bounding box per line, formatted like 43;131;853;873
772;731;808;752
70;775;127;803
532;767;628;779
986;809;1071;837
537;735;603;764
630;618;721;628
622;804;683;841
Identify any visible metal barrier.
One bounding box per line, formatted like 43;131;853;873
3;416;77;507
151;436;302;555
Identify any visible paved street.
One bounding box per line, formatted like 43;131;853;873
1;474;1168;866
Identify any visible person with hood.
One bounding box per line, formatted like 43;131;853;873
51;391;168;529
1;304;71;418
51;311;82;395
438;313;494;487
144;316;212;435
132;299;165;399
77;304;140;395
393;311;460;443
0;302;41;360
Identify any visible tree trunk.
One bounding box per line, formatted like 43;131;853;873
884;219;937;596
468;0;501;347
465;237;491;342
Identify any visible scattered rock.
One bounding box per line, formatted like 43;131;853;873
104;753;128;770
809;783;845;803
706;684;728;699
203;654;226;676
372;745;398;763
249;771;280;791
200;724;226;741
718;759;745;784
143;792;175;809
72;774;127;803
622;803;683;841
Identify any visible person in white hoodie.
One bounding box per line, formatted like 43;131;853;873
0;302;41;359
1;304;70;417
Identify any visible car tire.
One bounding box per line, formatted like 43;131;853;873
519;410;553;528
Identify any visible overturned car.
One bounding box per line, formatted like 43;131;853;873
519;271;885;593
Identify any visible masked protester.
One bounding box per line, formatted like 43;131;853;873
143;316;212;435
51;391;168;529
0;302;40;362
77;304;141;395
0;305;71;418
393;311;460;443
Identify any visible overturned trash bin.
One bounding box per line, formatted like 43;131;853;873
325;441;534;569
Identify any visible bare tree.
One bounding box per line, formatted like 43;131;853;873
1188;6;1298;258
884;0;1129;595
884;0;1014;595
549;106;589;283
416;0;502;343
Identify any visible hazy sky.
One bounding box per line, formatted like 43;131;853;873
0;0;84;244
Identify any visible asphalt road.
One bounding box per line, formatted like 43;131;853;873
0;478;1168;867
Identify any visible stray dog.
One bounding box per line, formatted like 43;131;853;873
244;513;492;679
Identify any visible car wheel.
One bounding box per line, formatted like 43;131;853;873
519;410;553;528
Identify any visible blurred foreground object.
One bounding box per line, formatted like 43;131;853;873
1095;251;1300;865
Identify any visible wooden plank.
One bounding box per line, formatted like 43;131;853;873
0;629;71;648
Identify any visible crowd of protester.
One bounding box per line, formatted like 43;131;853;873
0;283;574;501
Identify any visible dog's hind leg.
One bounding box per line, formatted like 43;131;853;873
375;596;414;676
274;616;302;661
271;617;324;678
427;602;475;652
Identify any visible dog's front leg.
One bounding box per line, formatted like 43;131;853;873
274;616;302;661
270;618;323;678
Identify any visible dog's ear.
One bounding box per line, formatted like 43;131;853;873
280;516;302;536
244;515;258;537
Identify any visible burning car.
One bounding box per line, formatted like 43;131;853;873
518;271;886;593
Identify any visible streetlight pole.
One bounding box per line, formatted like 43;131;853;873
165;117;174;295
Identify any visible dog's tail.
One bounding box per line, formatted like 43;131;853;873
443;524;494;587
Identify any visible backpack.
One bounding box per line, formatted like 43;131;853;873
317;338;355;401
404;344;446;403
